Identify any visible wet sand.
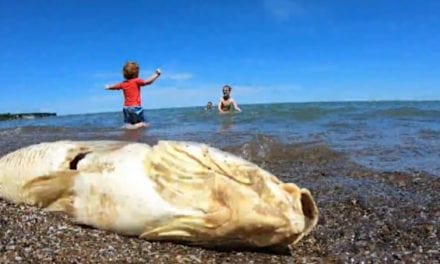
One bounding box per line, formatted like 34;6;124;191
1;138;439;263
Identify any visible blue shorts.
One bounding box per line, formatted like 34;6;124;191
123;107;146;124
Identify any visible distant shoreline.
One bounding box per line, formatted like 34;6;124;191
0;112;56;121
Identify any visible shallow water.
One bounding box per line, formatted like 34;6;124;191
1;101;439;176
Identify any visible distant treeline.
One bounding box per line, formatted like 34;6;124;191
0;112;56;121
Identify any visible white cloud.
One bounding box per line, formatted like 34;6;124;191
142;85;217;109
39;93;122;115
263;0;305;22
164;72;194;81
233;84;303;103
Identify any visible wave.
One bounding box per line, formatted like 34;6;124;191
373;107;440;119
0;127;23;136
418;128;440;140
225;134;345;166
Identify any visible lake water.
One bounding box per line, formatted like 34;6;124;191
1;101;439;176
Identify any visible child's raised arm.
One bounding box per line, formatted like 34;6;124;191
142;69;161;85
105;84;121;90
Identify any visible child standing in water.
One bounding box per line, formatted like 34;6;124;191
218;85;241;113
106;62;161;129
205;101;213;111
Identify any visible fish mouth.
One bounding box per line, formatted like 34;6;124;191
291;188;319;246
301;189;319;230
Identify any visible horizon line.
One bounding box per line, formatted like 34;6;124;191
50;99;440;116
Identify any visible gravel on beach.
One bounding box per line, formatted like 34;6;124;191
1;141;439;263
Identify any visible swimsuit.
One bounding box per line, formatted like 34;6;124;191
123;107;146;124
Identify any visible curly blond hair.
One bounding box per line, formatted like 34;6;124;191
123;61;140;79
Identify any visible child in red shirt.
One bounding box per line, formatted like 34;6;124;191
106;62;161;129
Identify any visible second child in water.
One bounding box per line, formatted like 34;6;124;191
218;85;241;113
106;62;161;129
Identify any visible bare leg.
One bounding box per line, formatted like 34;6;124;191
135;122;149;128
122;122;149;130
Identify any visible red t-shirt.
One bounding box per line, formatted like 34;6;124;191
114;78;147;107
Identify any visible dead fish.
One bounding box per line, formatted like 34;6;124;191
0;140;318;249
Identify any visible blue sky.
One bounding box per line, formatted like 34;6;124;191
0;0;439;115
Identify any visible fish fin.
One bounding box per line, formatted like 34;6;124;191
148;141;254;185
140;216;209;241
22;171;77;214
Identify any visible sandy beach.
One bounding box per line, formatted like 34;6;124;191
1;139;438;263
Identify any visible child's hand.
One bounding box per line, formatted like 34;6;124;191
155;68;161;75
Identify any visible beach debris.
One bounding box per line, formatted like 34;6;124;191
0;140;318;249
